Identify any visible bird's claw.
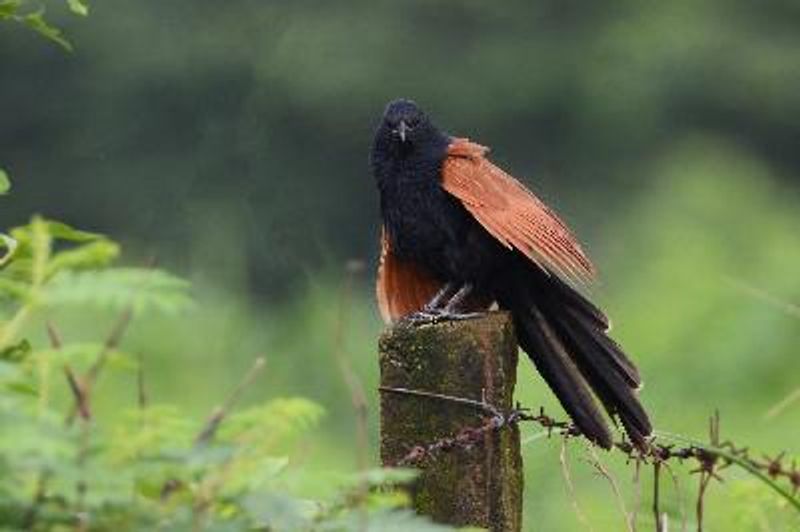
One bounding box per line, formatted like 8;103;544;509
403;310;484;325
442;311;484;321
403;310;444;325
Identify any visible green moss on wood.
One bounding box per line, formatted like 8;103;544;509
379;312;523;532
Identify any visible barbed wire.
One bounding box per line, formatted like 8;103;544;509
381;386;800;530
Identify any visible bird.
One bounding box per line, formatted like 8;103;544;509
371;98;652;449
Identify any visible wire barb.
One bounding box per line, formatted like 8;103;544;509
384;387;800;528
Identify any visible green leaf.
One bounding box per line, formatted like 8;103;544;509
66;0;88;16
22;11;73;52
109;404;195;462
42;268;193;315
46;240;120;276
5;380;38;397
104;350;139;372
44;220;103;242
5;218;108;283
0;234;18;266
31;343;138;373
0;169;9;194
221;398;324;444
0;277;29;300
0;339;31;362
0;1;21;19
10;218;102;248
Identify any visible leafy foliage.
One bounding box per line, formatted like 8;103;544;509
43;268;193;315
0;178;451;531
0;355;438;531
66;0;87;17
0;169;9;195
0;216;192;344
0;0;86;50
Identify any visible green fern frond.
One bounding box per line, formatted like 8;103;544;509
110;405;195;463
42;268;193;315
46;240;120;277
221;397;325;446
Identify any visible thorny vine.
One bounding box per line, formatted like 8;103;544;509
380;386;800;531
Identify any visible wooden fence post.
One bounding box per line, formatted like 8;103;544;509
379;312;523;531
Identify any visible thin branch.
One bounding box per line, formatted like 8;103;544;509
160;355;268;506
136;351;147;411
190;355;267;529
725;276;800;320
66;258;158;425
696;471;712;532
630;459;641;532
45;321;92;529
559;439;594;532
653;462;664;532
586;445;634;532
85;306;133;386
65;307;133;425
764;387;800;421
192;457;236;532
46;322;90;421
64;368;90;421
45;321;62;349
74;417;91;532
194;356;266;446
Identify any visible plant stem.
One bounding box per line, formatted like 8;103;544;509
655;430;800;513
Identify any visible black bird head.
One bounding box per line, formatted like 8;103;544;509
373;99;447;157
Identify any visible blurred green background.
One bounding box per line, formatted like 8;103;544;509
3;1;800;530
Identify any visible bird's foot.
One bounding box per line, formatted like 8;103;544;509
403;310;444;325
440;311;484;321
403;309;484;325
403;283;483;325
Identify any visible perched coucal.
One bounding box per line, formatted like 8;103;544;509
371;99;652;449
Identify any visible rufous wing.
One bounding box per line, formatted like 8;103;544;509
376;228;443;323
442;138;596;287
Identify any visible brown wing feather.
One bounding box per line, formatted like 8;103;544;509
376;228;443;322
442;138;596;287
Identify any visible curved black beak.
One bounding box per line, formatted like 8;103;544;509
397;120;410;142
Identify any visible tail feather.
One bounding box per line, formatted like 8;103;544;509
549;275;611;330
504;267;652;449
553;310;652;446
514;306;614;448
563;307;641;389
549;277;642;387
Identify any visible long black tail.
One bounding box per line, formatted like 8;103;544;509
500;267;652;449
